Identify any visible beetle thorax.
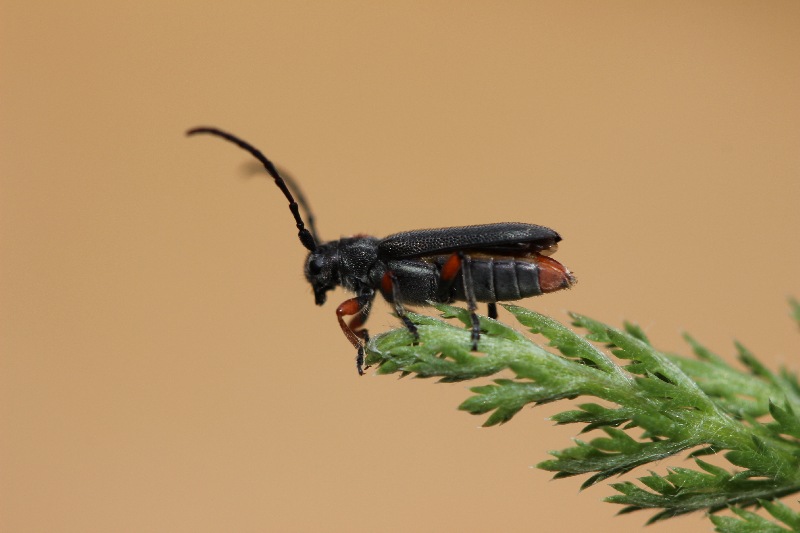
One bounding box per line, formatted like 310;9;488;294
335;236;380;293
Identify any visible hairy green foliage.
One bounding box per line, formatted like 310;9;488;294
365;303;800;529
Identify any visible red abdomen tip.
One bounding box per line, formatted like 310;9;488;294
536;255;576;293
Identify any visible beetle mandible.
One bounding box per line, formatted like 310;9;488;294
187;127;576;374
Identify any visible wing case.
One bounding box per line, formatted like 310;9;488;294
378;222;560;258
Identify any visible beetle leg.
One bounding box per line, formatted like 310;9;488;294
487;302;498;320
336;294;373;375
380;271;420;343
350;300;373;373
458;252;481;350
438;252;482;350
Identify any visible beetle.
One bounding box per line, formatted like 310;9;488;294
187;127;576;374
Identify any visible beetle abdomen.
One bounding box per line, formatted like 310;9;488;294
440;257;536;302
439;255;574;303
381;254;575;306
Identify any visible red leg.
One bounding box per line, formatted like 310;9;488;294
336;295;372;375
348;305;371;351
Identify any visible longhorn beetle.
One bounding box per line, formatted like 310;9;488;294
187;127;576;375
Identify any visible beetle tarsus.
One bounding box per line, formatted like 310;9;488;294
399;315;420;344
358;331;372;374
469;314;481;351
356;346;366;375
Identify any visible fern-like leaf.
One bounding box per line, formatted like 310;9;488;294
365;302;800;527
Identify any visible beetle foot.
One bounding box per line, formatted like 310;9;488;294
355;346;366;375
399;316;420;345
469;313;481;351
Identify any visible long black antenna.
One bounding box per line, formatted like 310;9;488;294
187;127;317;251
242;161;319;244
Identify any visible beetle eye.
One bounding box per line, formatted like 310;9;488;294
308;258;323;276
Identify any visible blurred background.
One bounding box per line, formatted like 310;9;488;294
2;2;799;532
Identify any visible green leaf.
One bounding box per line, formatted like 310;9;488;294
768;400;800;439
365;300;800;528
710;511;791;532
762;499;800;530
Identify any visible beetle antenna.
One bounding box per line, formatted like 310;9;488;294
275;169;320;245
187;127;317;251
242;161;320;244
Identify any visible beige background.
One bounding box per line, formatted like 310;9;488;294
2;2;799;532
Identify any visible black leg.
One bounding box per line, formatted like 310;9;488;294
385;271;419;343
458;252;481;351
487;302;498;320
437;253;482;350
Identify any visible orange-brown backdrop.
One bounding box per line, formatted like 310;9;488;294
2;2;799;532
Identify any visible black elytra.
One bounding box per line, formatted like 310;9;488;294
187;127;576;375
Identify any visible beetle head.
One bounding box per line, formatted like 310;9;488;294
304;244;340;306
